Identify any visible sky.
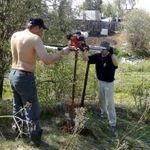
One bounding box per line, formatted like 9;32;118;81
135;0;150;12
73;0;150;12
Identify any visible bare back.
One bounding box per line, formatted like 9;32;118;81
11;29;42;72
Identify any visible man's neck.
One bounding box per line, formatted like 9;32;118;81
102;52;109;57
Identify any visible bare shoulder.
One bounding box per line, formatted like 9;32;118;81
28;34;44;51
31;33;41;41
11;31;21;38
30;34;43;47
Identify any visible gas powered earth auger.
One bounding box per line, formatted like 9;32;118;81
65;32;89;123
44;32;105;125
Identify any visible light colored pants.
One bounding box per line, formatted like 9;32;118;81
98;80;116;126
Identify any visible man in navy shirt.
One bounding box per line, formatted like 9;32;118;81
81;41;118;132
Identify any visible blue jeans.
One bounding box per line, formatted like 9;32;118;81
9;69;41;134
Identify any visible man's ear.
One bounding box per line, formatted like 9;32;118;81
35;26;40;30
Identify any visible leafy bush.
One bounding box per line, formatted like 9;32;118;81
115;60;150;114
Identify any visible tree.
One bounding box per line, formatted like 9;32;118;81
126;0;138;9
122;9;150;55
113;0;138;18
0;0;43;98
82;0;103;11
42;0;78;45
0;0;79;99
113;0;138;10
101;1;116;17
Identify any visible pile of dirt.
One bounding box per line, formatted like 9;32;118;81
86;33;126;46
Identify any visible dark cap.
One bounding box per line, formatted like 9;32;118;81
29;18;48;30
100;41;110;50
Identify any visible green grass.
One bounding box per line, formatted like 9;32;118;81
0;101;149;150
0;60;150;150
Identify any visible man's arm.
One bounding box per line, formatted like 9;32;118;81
34;37;69;65
109;47;118;67
111;54;118;67
81;51;89;61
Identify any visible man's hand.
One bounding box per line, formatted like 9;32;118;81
80;45;90;51
62;47;70;55
109;47;114;55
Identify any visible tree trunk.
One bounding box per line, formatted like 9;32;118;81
0;76;4;99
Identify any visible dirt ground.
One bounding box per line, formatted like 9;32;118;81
86;33;126;46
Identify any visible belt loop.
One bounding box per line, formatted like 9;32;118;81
13;70;16;75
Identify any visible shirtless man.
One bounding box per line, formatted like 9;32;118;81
9;17;70;146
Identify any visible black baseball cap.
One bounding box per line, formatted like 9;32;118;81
99;41;110;50
29;17;48;30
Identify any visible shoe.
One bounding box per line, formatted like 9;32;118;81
109;126;116;132
100;114;107;119
30;129;43;147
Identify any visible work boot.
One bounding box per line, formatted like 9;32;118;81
109;126;117;132
30;129;43;147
